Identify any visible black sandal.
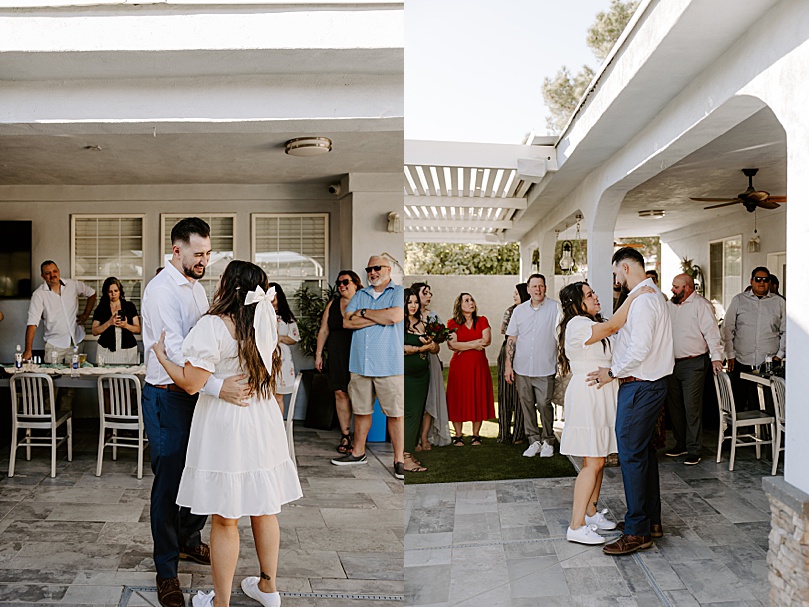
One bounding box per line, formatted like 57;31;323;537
452;436;465;446
336;433;353;454
470;435;483;446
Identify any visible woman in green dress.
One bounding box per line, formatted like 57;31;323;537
404;288;438;474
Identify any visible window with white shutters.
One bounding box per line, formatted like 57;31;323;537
71;215;145;332
252;213;329;311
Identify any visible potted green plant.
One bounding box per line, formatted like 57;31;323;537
293;283;338;429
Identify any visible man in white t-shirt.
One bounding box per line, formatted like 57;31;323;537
505;273;562;458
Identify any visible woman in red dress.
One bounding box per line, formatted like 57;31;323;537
446;292;495;446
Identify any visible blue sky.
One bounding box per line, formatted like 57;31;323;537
405;0;614;143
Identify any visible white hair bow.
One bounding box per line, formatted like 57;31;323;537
244;285;278;372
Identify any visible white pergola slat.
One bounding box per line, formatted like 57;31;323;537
404;140;556;243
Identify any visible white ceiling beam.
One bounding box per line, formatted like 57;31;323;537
404;195;527;210
405;139;556;170
404;231;497;244
409;218;513;230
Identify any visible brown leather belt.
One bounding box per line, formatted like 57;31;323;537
675;352;708;363
151;383;189;394
618;376;652;385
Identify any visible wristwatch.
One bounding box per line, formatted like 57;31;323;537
360;309;366;318
607;369;614;379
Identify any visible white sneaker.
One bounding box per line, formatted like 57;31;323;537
192;590;215;607
585;508;617;530
566;524;606;545
241;576;281;607
522;442;542;457
539;441;554;458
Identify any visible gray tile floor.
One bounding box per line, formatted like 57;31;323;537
0;421;403;606
404;433;778;607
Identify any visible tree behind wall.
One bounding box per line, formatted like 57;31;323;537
405;242;520;275
542;0;639;134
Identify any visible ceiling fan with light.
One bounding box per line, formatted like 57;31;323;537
691;168;786;212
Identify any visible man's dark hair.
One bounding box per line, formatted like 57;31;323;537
171;217;210;245
40;260;57;272
527;273;546;287
751;266;770;279
612;247;645;268
645;269;659;280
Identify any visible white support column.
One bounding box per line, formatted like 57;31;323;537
587;229;616;317
784;139;809;494
538;234;556;287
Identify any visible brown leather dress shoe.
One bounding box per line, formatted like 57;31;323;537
156;575;185;607
179;542;211;565
616;521;663;538
603;534;653;556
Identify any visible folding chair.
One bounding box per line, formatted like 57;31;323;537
284;373;303;464
714;370;775;472
9;373;73;478
770;376;786;475
97;374;148;479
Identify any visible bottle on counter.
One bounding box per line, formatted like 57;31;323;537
71;346;79;378
15;345;23;369
764;355;773;376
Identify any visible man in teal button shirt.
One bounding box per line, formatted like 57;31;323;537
331;256;405;479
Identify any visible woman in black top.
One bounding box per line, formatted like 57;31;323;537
92;277;141;364
315;270;362;454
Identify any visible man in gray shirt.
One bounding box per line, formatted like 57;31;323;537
504;274;561;458
722;266;785;412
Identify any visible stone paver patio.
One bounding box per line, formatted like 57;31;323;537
0;421;403;606
404;432;777;607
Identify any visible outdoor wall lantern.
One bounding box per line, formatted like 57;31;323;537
387;211;403;233
559;240;575;273
284;137;332;157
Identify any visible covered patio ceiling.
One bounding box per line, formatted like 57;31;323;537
0;119;403;187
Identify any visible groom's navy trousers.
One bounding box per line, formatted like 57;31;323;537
615;378;667;537
141;383;207;580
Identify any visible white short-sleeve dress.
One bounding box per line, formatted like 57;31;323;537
559;315;620;457
176;315;303;519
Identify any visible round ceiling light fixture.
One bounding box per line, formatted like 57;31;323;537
284;137;332;157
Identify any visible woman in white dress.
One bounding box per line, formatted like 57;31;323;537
269;283;300;413
558;281;653;545
153;260;302;607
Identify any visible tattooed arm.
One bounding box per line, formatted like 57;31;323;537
504;335;517;384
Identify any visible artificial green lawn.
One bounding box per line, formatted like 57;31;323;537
407;366;577;484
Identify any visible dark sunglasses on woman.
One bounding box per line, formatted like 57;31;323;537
336;279;351;287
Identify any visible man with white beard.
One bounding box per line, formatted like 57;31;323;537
332;256;405;480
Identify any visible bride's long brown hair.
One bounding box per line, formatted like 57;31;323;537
557;281;608;376
207;260;281;398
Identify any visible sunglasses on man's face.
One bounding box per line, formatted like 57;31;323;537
753;276;771;283
365;265;389;273
336;279;352;287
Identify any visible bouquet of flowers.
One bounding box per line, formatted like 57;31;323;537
425;320;456;344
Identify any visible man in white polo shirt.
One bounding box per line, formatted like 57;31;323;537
504;273;562;458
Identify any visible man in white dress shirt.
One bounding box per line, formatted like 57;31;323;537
24;260;96;363
141;217;249;607
24;260;97;412
589;248;674;556
665;274;723;466
505;273;562;458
